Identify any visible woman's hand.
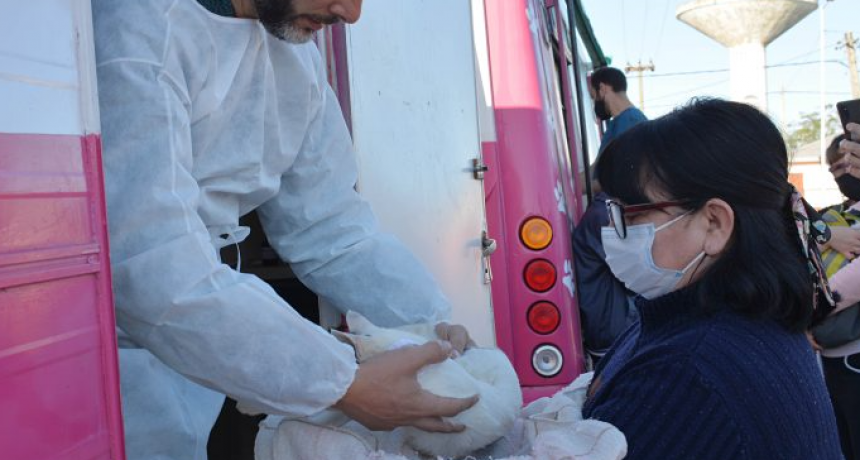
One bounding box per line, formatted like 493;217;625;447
825;226;860;260
837;123;860;179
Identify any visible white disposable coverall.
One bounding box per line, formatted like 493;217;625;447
92;1;451;459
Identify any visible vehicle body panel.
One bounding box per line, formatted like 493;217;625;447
0;1;125;458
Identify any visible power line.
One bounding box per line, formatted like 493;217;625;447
646;102;683;111
773;48;821;66
767;90;851;95
646;78;730;103
782;52;824;88
652;0;673;63
639;0;651;60
643;68;729;78
641;59;848;78
769;59;848;69
620;0;628;61
647;101;694;111
645;89;851;113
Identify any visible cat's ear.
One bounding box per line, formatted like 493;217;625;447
345;311;377;334
331;329;381;362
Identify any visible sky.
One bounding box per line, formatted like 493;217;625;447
579;0;860;130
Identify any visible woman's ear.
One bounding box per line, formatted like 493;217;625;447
701;198;734;255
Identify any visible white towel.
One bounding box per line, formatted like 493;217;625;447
254;372;627;460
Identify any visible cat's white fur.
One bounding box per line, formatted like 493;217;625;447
332;311;523;458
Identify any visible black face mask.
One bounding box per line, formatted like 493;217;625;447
836;174;860;202
594;98;611;121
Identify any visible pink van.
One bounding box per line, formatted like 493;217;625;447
0;1;125;459
317;0;607;403
1;0;606;456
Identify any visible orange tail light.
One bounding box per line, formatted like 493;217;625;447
520;217;553;250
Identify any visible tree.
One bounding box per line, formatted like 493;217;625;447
783;107;840;152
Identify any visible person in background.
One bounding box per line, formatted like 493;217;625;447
583;98;842;460
573;67;647;365
92;1;477;459
819;134;860;263
827;123;860;309
572;170;639;366
815;126;860;460
573;187;639;365
588;67;647;170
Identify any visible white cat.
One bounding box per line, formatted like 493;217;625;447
332;311;523;458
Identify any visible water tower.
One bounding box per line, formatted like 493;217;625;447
677;0;817;111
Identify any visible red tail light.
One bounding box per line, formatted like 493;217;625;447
523;259;556;292
527;301;560;334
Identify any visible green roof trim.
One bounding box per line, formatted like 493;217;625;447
572;0;608;68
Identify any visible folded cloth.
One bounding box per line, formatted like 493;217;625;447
254;372;627;460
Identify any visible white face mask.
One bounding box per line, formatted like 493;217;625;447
601;212;705;299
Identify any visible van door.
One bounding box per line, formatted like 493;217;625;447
0;1;125;458
340;0;495;346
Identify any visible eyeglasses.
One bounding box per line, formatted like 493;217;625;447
606;199;692;239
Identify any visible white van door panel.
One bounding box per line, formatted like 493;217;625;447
344;0;495;346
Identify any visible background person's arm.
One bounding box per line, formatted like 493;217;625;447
830;255;860;311
821;226;860;259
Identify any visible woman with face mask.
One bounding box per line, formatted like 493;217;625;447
818;134;860;263
815;129;860;460
825;127;860;313
581;99;843;460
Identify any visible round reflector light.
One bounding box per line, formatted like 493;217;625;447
527;302;561;334
520;217;553;250
523;259;556;292
532;344;564;377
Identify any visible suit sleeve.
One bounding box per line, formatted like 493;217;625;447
98;60;358;417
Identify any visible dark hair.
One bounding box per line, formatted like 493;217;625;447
596;98;813;331
826;134;846;166
590;67;627;93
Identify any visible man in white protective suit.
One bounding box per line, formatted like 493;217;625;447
91;0;479;459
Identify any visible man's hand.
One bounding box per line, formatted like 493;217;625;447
435;322;476;355
334;341;479;432
825;226;860;260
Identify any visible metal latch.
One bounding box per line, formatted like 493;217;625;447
481;231;496;284
481;231;497;257
472;158;489;180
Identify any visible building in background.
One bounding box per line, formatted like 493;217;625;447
790;138;844;210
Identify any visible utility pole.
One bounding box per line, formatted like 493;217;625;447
818;1;830;165
625;60;655;111
837;31;860;98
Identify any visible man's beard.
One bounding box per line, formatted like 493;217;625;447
254;0;340;43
